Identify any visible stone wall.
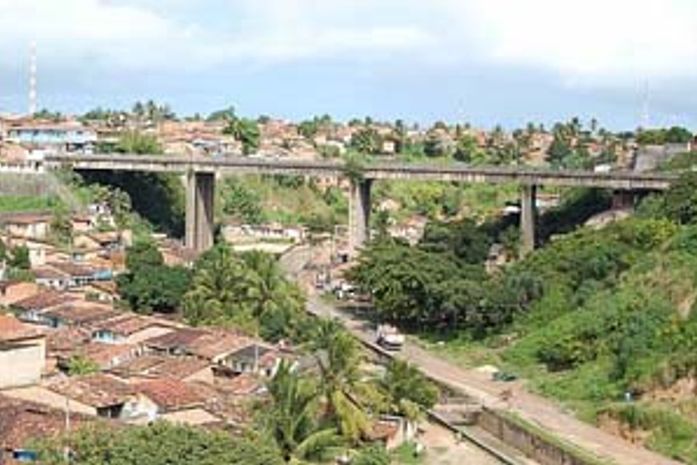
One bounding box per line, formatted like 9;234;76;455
478;407;598;465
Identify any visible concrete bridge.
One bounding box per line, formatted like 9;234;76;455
43;154;678;254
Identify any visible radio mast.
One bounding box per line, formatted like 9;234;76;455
28;41;37;116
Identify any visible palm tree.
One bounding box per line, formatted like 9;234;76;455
224;117;261;155
307;319;370;442
264;361;342;463
183;245;256;329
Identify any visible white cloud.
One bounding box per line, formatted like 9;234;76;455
1;0;696;87
450;0;697;83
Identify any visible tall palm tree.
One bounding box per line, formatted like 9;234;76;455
307;319;370;442
265;361;341;463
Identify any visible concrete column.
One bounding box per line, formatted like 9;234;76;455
185;171;216;252
612;190;636;210
520;184;537;256
348;178;372;257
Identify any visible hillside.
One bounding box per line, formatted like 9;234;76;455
350;172;697;464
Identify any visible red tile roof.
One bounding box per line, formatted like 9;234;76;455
43;305;120;326
92;314;160;336
13;290;76;311
135;378;203;411
46;261;97;277
0;314;44;342
187;330;255;360
0;395;93;449
47;374;136;408
143;328;209;352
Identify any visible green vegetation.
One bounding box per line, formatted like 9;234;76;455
183;244;308;341
66;354;100;376
40;349;438;465
84;131;186;236
224;117;261;155
262;360;342;462
350;173;697;464
0;195;56;213
636;126;693;145
37;422;283;465
116;241;191;314
219;175;347;232
353;444;391;465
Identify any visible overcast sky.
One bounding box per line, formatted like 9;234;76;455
1;0;696;129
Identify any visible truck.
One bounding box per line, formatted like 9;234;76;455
376;324;405;350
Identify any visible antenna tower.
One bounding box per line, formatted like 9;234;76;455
29;41;37;116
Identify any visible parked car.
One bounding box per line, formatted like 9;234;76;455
376;324;405;350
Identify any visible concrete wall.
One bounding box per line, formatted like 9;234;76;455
0;338;45;389
478;408;594;465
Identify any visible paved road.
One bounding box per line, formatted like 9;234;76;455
307;295;682;465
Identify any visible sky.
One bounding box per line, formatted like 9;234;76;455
1;0;697;129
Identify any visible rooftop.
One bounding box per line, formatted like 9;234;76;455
134;378;204;411
43;305;121;326
187;330;255;360
92;313;161;337
0;314;44;342
0;395;93;449
110;354;210;381
13;290;77;311
46;261;97;277
47;373;136;408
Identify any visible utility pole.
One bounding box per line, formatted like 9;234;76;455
29;41;38;116
64;395;71;463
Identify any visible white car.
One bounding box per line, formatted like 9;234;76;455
377;324;405;350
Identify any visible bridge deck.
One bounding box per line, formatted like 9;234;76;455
45;154;677;190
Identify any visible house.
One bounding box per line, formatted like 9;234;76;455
221;223;307;244
0;395;93;464
1;236;54;267
84;280;119;303
71;214;93;234
367;416;415;450
0;212;51;241
0;314;46;389
219;343;280;377
90;313;175;345
44;261;103;288
45;327;92;372
142;328;270;369
40;304;120;329
33;266;71;290
109;355;213;384
133;378;218;426
143;328;211;356
47;373;158;421
158;240;200;268
185;330;256;364
73;230;128;253
0;281;39;307
12;290;78;325
5;121;97;153
214;372;266;397
58;341;140;371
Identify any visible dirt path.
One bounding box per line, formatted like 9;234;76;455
307;295;682;465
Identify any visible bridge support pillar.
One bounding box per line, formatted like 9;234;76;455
520;184;537;256
612;190;636;210
348;179;372;257
185;171;215;252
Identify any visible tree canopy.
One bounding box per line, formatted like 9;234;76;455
183;244;307;341
38;423;284;465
